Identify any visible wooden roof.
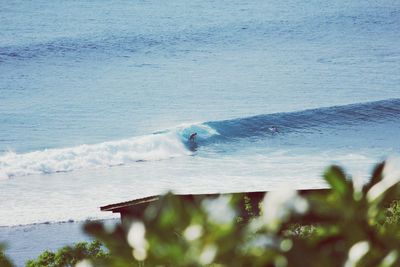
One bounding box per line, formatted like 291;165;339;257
100;188;329;213
101;195;160;212
100;191;257;213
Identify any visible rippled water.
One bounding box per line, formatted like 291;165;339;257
1;0;400;227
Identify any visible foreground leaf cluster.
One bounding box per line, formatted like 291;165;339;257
25;241;107;267
1;162;400;267
84;162;400;267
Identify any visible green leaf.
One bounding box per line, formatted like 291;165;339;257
324;165;348;196
0;244;14;267
364;162;385;193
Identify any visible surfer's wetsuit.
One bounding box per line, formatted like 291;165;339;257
189;133;197;142
188;133;198;151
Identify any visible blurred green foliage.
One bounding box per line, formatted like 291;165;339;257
1;162;400;267
279;163;400;267
25;241;107;267
0;243;14;267
82;161;400;267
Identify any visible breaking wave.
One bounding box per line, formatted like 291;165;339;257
1;99;399;179
0;124;218;179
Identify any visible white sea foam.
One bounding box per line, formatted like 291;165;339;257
0;169;8;180
0;131;191;178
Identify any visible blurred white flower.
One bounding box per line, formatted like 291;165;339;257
262;188;308;232
352;173;364;201
199;244;217;265
132;247;147;262
280;239;293;252
344;241;370;267
75;259;93;267
248;217;266;232
379;250;398;267
202;195;235;224
367;158;400;202
244;234;276;250
184;224;203;241
127;221;148;261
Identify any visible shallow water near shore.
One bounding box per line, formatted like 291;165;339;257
0;220;118;267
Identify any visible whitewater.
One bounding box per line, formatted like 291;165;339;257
0;124;214;179
1;99;400;180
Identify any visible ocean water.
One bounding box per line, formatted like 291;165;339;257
1;0;400;229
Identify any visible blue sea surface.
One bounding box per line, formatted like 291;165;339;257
1;0;400;229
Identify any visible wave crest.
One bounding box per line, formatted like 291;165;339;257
1;99;399;179
0;131;191;178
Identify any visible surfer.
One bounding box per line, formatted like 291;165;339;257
269;126;279;133
188;132;198;152
189;132;197;142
